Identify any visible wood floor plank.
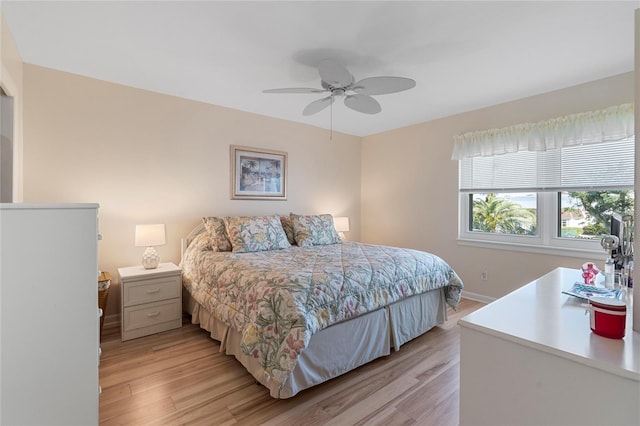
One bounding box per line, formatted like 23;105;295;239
417;388;460;426
150;397;237;426
100;394;176;425
398;360;459;421
99;299;484;425
324;375;421;426
100;345;222;390
170;367;257;410
98;382;132;407
354;406;415;426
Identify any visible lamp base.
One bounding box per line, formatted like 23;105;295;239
142;246;160;269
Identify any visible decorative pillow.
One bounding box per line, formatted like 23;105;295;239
223;215;291;253
202;217;232;252
290;213;342;247
279;215;296;245
190;230;213;252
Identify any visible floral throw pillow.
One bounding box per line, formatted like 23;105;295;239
279;215;296;245
290;213;341;247
224;215;291;253
202;217;233;252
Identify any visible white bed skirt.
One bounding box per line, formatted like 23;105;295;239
183;287;447;398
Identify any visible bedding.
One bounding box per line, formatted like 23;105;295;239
289;213;342;247
223;215;291;253
279;215;296;245
181;232;463;388
202;216;232;252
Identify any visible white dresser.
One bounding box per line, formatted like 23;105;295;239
459;267;640;426
119;262;182;341
0;203;100;425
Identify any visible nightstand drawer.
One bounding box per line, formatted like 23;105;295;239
122;276;181;307
122;299;181;333
118;262;182;341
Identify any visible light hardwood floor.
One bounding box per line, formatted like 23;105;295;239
99;298;484;425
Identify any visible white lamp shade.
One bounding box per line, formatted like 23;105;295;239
135;224;166;247
333;217;350;233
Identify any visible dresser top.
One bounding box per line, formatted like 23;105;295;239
0;203;99;210
459;267;640;381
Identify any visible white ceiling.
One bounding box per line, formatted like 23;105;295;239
2;1;639;137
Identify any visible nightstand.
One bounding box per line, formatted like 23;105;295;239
118;262;182;341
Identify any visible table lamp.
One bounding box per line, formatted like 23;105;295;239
334;216;350;240
135;224;166;269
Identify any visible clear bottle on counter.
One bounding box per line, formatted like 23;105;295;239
604;257;615;288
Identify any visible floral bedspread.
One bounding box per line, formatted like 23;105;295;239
181;235;463;386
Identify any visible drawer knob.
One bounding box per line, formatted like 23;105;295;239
146;288;160;294
147;310;160;317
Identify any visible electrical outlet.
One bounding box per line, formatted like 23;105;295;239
481;271;488;281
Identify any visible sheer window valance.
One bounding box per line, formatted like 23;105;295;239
451;103;634;160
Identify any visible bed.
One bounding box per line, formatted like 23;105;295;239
180;214;463;398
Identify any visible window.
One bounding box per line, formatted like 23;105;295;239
454;104;634;257
470;192;537;235
559;190;634;239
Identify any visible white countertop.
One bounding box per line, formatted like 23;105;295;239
459;267;640;381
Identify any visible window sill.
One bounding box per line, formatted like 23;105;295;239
457;238;607;260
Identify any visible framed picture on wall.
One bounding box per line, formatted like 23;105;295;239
230;145;287;200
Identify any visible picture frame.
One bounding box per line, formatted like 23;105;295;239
230;145;287;200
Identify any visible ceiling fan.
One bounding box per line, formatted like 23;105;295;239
263;59;416;116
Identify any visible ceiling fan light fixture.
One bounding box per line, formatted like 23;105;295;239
263;59;415;116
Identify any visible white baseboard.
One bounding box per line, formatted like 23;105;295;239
462;290;496;304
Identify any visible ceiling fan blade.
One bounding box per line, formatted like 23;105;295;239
318;59;353;88
353;76;416;95
344;94;381;114
263;88;327;94
303;96;334;116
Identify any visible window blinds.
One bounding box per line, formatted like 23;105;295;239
459;136;634;193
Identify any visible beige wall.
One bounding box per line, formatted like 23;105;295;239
22;65;361;320
361;72;634;300
1;13;24;201
16;52;636;312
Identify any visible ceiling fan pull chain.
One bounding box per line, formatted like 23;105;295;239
330;98;333;140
